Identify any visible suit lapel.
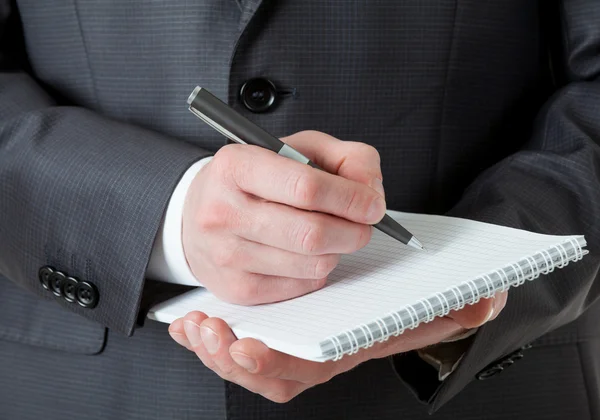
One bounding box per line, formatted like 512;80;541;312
237;0;266;31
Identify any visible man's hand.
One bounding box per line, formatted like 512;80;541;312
182;130;387;304
168;291;507;403
174;129;509;402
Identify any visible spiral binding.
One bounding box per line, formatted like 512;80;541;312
320;237;587;361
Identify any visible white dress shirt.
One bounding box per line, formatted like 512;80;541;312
146;156;213;287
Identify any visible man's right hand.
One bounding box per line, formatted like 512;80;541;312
182;130;387;305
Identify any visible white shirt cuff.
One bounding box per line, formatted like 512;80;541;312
146;156;213;286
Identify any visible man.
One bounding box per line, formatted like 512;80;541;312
0;1;598;419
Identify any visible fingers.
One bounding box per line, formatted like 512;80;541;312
207;271;327;306
214;144;386;225
229;338;339;384
447;291;509;329
281;131;384;194
369;315;467;357
231;198;372;255
168;318;193;351
169;311;474;403
490;290;508;319
210;237;342;279
179;312;309;403
227;316;466;383
185;314;241;375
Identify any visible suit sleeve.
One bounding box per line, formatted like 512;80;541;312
0;4;211;335
390;0;600;412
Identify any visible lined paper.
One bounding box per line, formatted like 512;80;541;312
149;210;585;360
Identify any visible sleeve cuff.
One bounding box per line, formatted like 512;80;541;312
389;328;478;404
147;156;213;287
417;329;477;380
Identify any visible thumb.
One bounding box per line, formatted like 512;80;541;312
446;291;508;329
281;130;385;198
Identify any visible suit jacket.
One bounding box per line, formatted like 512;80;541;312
1;0;599;419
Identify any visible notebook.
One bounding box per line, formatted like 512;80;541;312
148;210;588;362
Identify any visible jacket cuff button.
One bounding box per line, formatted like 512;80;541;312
38;266;54;290
75;281;99;309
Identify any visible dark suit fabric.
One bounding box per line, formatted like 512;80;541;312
1;0;599;418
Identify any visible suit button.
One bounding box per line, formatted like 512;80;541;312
61;276;79;303
75;281;99;308
476;365;504;380
476;344;531;380
48;271;66;297
239;78;277;113
38;266;54;290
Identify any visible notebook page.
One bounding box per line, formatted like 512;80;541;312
149;210;584;361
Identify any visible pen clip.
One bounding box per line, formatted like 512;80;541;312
188;105;248;145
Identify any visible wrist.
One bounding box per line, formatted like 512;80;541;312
148;156;213;286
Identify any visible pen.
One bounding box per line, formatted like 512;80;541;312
186;86;425;251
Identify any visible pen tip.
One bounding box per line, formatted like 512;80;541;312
407;237;426;251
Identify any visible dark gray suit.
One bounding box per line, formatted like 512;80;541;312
1;0;599;418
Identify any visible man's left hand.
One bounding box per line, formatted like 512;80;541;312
168;291;507;403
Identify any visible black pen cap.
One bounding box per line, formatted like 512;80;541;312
187;87;284;152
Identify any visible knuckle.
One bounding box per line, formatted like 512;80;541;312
265;388;295;404
348;141;380;164
212;244;238;268
354;224;372;251
298;221;327;254
360;143;381;162
294;129;323;142
213;144;240;169
202;361;219;372
195;354;218;371
287;172;319;206
197;201;232;233
213;145;248;186
314;370;335;385
342;187;362;218
312;255;339;279
219;363;236;376
297;129;319;137
225;277;259;305
211;147;235;179
215;367;238;382
261;362;284;379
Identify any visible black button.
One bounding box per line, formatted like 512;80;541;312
476;344;532;380
75;281;99;309
476;365;503;380
239;78;277;113
498;358;515;369
49;271;66;297
61;276;79;303
38;266;54;290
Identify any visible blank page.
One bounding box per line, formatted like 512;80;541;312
149;210;584;360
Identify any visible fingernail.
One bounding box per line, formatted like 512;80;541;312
370;178;385;197
183;320;202;347
491;296;503;320
169;331;189;348
200;326;219;354
367;196;386;223
231;352;257;372
484;304;495;324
